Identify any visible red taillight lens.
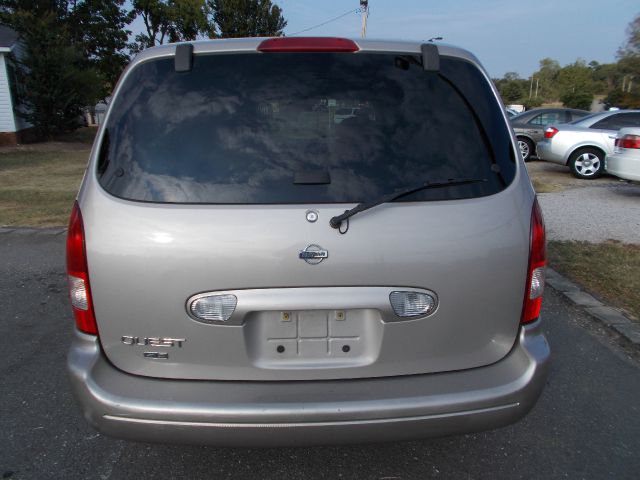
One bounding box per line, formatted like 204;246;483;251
544;127;558;139
257;37;359;52
619;134;640;149
521;198;546;324
66;201;98;335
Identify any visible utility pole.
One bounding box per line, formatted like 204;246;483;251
624;75;634;93
529;76;534;99
535;78;539;98
360;0;369;38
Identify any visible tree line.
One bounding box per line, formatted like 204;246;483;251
495;14;640;111
1;4;638;137
0;0;287;137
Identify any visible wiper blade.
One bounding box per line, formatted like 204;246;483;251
329;177;487;231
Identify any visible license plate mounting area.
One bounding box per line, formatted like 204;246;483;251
244;309;383;369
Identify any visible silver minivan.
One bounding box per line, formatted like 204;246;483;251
66;37;550;446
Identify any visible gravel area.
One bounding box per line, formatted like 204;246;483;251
538;182;640;244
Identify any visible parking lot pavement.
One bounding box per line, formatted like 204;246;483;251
526;161;640;244
1;233;639;480
538;182;640;244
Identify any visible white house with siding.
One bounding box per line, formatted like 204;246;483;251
0;25;29;145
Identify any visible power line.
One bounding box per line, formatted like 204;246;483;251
289;8;360;36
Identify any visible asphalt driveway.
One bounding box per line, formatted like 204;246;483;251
528;161;640;244
1;232;639;479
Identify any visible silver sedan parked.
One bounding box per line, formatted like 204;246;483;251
510;108;589;162
537;110;640;179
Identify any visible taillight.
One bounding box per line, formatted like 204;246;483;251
544;127;558;139
618;134;640;149
66;201;98;335
257;37;359;52
521;198;546;324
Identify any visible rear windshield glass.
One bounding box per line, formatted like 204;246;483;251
570;113;602;125
98;52;515;204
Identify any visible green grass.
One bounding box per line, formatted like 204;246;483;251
0;149;89;226
548;240;640;321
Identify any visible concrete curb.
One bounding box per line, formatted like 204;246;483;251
546;268;640;346
0;226;66;235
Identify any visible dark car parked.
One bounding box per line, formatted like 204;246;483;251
511;108;590;161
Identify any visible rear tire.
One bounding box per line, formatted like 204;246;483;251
568;148;604;179
518;137;535;162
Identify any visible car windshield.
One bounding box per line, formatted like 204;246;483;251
98;52;515;204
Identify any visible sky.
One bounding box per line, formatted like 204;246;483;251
271;0;638;78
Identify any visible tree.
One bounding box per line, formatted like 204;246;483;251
67;0;134;96
500;82;525;103
535;58;561;101
557;60;595;110
502;71;520;82
3;5;101;138
589;61;620;94
606;13;640;106
209;0;286;38
0;0;290;136
500;82;523;102
131;0;176;49
494;72;528;104
605;88;640;109
1;4;102;137
618;13;640;58
2;1;133;95
522;97;543;109
129;0;288;52
130;0;212;51
169;0;213;41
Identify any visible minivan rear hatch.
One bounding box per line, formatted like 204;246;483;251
81;39;529;381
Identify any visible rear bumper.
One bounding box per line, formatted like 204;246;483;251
606;153;640;181
536;141;566;165
67;322;550;447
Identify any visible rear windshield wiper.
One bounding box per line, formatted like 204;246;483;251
329;177;487;232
